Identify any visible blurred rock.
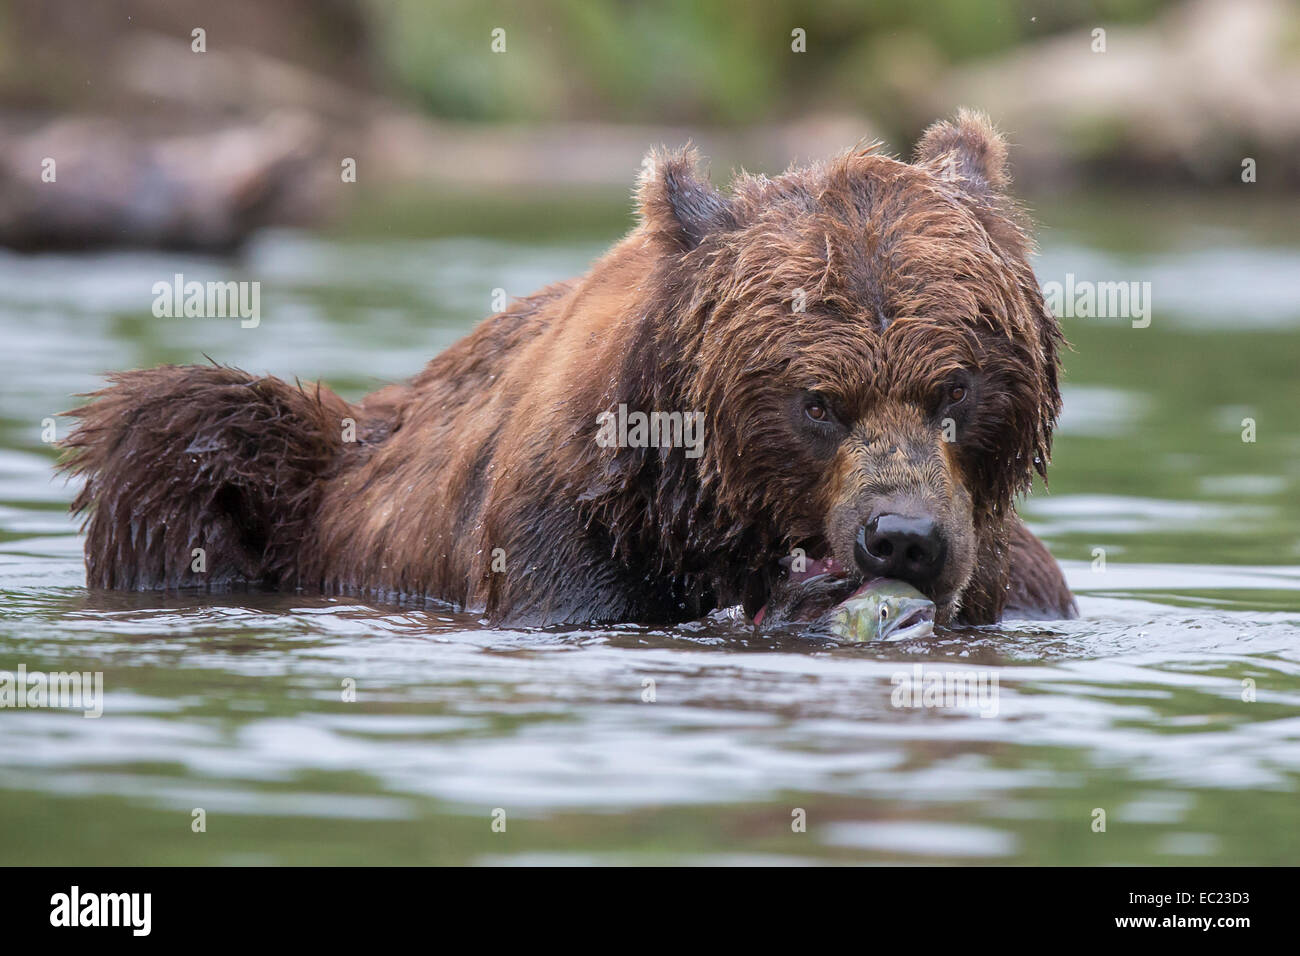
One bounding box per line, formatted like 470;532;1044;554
928;0;1300;187
365;112;881;189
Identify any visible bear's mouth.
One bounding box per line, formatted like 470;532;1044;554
779;553;851;589
750;552;858;626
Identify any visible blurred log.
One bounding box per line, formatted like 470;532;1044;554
0;113;328;252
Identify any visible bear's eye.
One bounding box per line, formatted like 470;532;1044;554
805;401;828;422
948;384;967;405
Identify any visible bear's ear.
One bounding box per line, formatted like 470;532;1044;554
636;146;735;251
914;109;1011;192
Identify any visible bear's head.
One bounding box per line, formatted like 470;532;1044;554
613;110;1063;625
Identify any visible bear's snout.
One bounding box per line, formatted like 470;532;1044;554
828;480;975;618
819;406;979;618
854;510;947;590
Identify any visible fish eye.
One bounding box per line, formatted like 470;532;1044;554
879;605;890;622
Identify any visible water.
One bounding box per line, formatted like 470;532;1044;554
1;193;1298;865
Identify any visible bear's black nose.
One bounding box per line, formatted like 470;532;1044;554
854;513;946;589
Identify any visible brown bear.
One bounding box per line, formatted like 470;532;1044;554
61;110;1076;627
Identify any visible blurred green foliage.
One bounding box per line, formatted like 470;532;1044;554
373;0;1173;127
